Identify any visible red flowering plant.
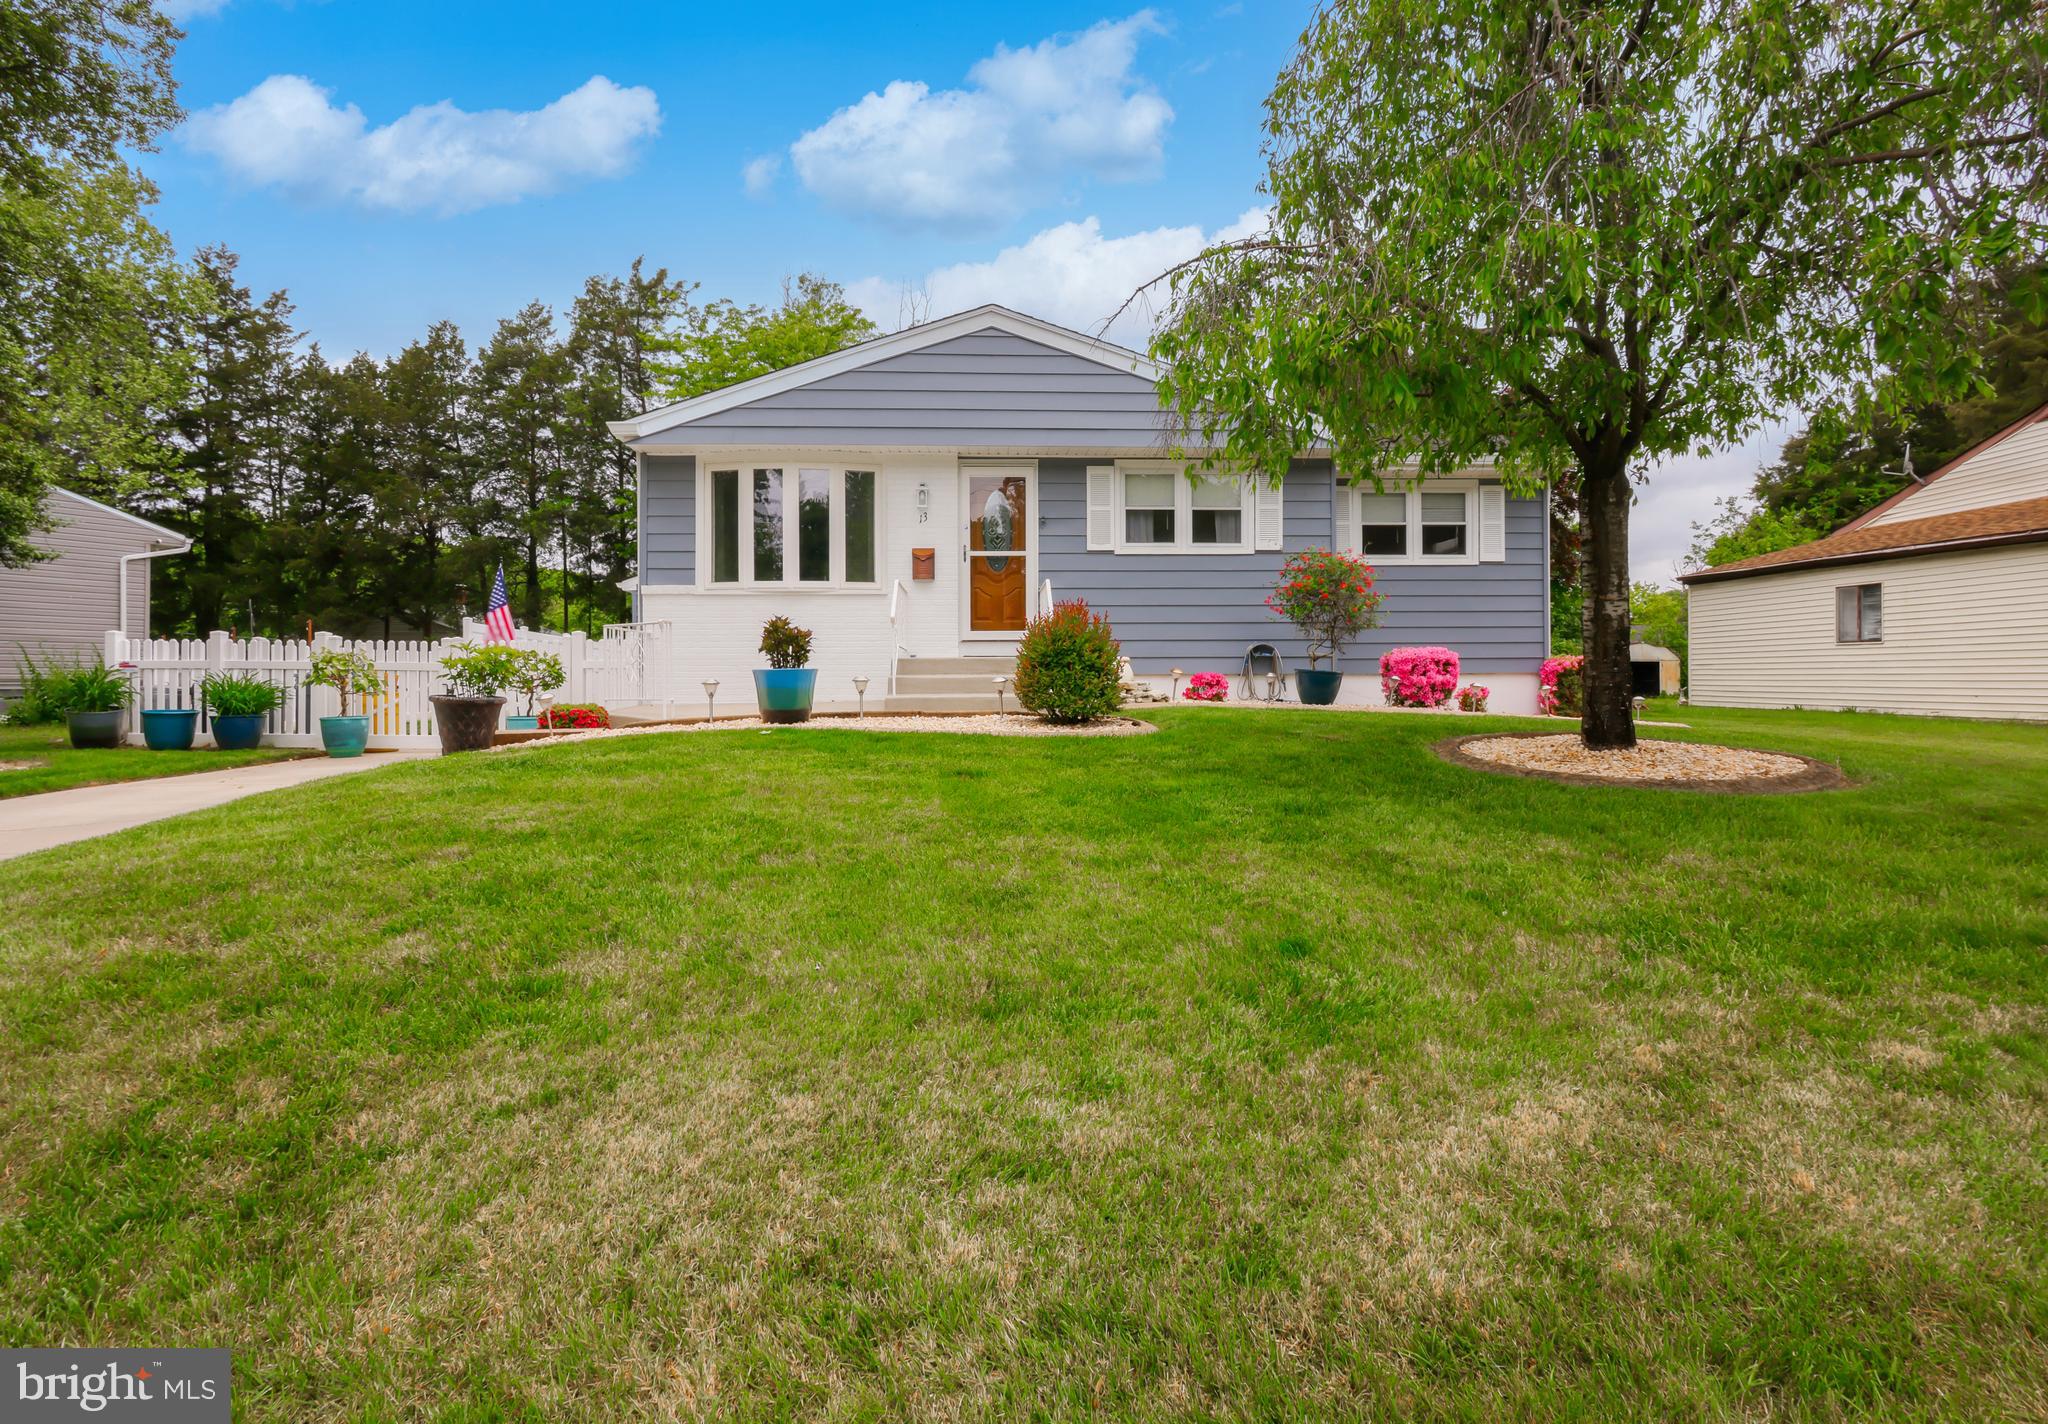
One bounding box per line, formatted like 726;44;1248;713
1380;646;1461;707
1538;655;1585;716
1265;548;1385;669
1182;671;1229;702
1457;684;1490;712
540;704;610;730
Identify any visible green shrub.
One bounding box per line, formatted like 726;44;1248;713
759;616;813;669
307;648;381;715
47;660;134;714
198;673;284;718
6;651;72;725
1013;600;1123;724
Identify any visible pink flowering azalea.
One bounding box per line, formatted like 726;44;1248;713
1379;646;1461;708
1182;671;1230;702
1537;654;1585;716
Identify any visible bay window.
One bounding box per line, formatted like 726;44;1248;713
708;464;880;587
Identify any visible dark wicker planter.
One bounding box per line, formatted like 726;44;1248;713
430;694;505;754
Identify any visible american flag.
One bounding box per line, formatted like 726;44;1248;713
483;564;516;643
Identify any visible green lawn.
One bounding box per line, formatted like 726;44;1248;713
0;705;2042;1420
0;722;306;798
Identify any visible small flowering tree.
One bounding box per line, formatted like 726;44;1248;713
1266;548;1384;669
1380;646;1461;707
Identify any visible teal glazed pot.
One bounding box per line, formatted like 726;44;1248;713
140;707;200;750
211;713;265;750
1295;668;1344;705
753;668;818;724
320;714;371;758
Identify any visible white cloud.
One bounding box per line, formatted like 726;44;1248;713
790;12;1173;230
1630;421;1793;583
163;0;230;19
182;74;661;215
741;153;781;198
849;207;1267;347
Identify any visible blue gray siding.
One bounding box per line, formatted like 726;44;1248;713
630;329;1172;450
641;454;694;585
1040;460;1548;674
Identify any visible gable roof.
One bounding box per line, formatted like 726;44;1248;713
49;486;187;545
1838;398;2048;532
609;305;1162;444
1680;493;2048;584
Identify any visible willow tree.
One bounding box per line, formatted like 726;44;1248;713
1154;0;2046;747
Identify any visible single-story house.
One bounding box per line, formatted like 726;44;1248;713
1681;399;2048;721
0;487;188;700
608;305;1551;713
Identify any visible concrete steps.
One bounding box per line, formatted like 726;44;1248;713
882;654;1018;713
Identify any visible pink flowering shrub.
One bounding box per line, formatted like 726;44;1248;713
1457;684;1490;713
1538;655;1585;716
1182;671;1229;702
1379;646;1460;708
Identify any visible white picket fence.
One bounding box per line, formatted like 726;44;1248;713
104;622;674;749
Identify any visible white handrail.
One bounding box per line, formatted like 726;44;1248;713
887;578;911;696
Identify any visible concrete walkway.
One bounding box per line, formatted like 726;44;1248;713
0;752;432;862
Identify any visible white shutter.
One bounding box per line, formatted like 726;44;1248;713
1254;475;1285;551
1086;465;1116;550
1479;484;1507;562
1331;480;1359;556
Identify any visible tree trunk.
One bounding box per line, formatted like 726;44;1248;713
1578;459;1636;750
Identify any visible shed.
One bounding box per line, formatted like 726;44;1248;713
1629;640;1682;697
0;487;187;696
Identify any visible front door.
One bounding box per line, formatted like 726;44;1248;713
963;466;1032;637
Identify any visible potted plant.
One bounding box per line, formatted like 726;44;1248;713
753;616;817;723
306;647;381;757
198;673;283;750
505;649;565;730
59;661;133;748
1265;548;1385;705
433;641;523;753
139;701;201;751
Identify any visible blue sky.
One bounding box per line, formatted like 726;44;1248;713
142;0;1760;579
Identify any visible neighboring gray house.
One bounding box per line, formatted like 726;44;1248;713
607;305;1550;712
0;487;187;697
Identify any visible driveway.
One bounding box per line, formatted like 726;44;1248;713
0;752;432;861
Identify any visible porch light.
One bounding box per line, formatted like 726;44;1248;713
702;678;719;723
854;675;870;718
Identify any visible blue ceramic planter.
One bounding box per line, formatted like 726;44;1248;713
753;668;818;723
141;707;200;751
1296;668;1344;705
211;713;265;750
320;714;371;758
505;714;541;730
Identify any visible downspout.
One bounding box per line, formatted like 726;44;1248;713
119;539;192;638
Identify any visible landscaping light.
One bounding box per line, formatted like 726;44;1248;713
992;674;1009;719
854;675;870;718
702;678;719;723
1265;671;1278;703
1170;667;1184;700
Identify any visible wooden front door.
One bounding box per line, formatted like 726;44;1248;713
965;469;1030;634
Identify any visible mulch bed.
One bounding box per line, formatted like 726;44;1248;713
1433;731;1852;795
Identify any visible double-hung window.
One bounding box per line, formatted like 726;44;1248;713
1342;479;1480;564
1836;583;1882;643
1116;464;1252;552
708;464;878;587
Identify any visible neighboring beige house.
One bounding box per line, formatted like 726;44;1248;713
0;487;188;698
1681;401;2048;721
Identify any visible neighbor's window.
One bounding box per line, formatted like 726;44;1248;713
707;464;880;587
1837;583;1882;643
1117;463;1252;552
710;469;740;583
1359;492;1407;557
1124;468;1177;545
1420;490;1469;556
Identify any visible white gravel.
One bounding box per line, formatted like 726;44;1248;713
1458;734;1810;783
493;713;1156;752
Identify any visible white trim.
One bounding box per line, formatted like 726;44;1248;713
49;486;187;544
1109;461;1258;555
611;306;1162;442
